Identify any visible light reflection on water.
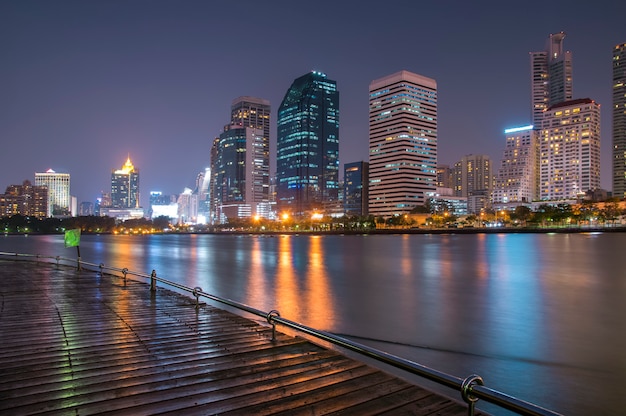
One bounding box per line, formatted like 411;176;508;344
1;232;625;415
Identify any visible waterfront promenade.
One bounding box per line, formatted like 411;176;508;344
0;259;479;415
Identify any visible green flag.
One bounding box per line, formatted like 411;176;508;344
64;228;81;248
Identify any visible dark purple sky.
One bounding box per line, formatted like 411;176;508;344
2;1;625;207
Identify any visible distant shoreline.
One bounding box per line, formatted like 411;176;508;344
4;226;626;237
209;226;626;236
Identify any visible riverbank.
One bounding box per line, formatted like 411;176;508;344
4;225;626;237
211;225;626;236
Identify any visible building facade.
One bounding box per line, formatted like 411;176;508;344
276;71;339;215
613;43;626;199
79;201;94;216
111;157;140;209
343;161;369;217
530;32;573;126
34;169;71;217
0;180;48;218
195;168;211;222
492;125;539;204
436;165;454;189
540;98;601;200
368;70;437;217
453;154;493;199
213;125;267;222
230;97;271;204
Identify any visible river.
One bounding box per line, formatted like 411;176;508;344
1;232;624;415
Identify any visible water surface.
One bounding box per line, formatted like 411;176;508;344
1;232;624;415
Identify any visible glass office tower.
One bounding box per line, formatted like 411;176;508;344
276;71;339;215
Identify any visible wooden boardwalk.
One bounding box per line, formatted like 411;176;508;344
0;259;480;415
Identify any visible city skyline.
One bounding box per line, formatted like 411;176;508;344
2;1;625;207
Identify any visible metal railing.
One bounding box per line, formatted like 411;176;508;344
0;251;562;416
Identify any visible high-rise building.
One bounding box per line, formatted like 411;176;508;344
613;43;626;198
368;70;437;217
492;125;539;204
0;180;48;218
231;97;271;203
111;157;140;209
344;161;369;217
213;124;268;221
177;188;197;224
195;168;211;221
35;169;71;217
540;98;601;200
231;96;271;142
209;137;220;224
452;155;492;198
276;71;339;215
530;32;573;126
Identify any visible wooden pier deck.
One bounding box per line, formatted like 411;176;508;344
0;259;480;415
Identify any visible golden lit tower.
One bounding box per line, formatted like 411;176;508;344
111;156;140;208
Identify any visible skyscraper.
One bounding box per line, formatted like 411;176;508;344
35;169;71;217
368;70;437;217
540;98;601;200
209;137;220;224
111;157;140;208
492;125;539;204
231;96;271;142
530;32;573;126
613;43;626;198
276;71;339;215
213;124;267;221
231;97;271;204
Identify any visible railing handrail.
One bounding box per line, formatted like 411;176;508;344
0;251;562;416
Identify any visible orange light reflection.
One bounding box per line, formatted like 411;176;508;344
303;236;334;329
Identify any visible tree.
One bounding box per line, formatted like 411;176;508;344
511;206;532;226
153;216;171;230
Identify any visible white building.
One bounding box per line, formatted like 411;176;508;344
34;169;71;217
540;98;601;200
177;188;198;224
368;70;437;217
493;125;539;204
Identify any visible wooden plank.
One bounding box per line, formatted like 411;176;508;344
0;260;480;416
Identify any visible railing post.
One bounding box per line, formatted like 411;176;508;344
461;374;484;416
266;310;280;342
150;270;157;291
193;286;202;309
